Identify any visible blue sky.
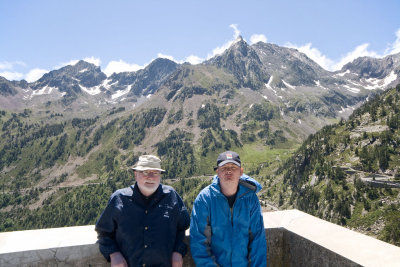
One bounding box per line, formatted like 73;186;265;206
1;0;400;82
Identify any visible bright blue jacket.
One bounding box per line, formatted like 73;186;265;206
190;174;267;267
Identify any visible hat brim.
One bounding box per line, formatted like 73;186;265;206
132;166;166;173
213;160;241;170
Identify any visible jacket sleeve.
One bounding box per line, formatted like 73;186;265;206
173;193;190;256
248;195;267;267
95;195;120;262
190;195;219;267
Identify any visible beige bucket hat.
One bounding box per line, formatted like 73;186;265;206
131;155;166;173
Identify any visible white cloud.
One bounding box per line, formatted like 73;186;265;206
0;62;13;70
83;56;101;66
250;34;267;44
55;57;100;69
385;28;400;55
158;53;203;65
207;24;242;59
286;42;383;71
332;43;381;70
157;53;175;61
286;42;335;70
184;55;203;65
104;60;144;76
56;59;80;69
0;71;24;81
0;61;27;80
286;29;400;71
230;24;240;39
0;61;26;70
25;68;49;82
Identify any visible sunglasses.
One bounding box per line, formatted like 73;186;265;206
140;170;161;177
219;166;240;172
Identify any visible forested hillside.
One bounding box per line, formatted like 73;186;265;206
0;96;291;231
1;40;399;248
265;84;400;246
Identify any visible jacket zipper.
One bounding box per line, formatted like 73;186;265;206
229;189;252;266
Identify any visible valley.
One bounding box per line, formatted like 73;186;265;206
1;38;400;246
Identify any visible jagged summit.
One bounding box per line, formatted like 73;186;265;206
341;52;400;79
233;35;245;43
204;36;266;89
108;57;179;97
337;52;400;90
0;42;399;114
30;60;107;95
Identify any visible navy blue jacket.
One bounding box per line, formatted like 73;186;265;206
95;183;190;267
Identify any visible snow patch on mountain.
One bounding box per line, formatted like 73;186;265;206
364;71;397;90
335;70;351;77
31;85;55;96
315;80;328;90
79;84;102;95
266;76;274;89
112;85;132;99
338;105;355;114
282;80;295;90
102;79;115;91
343;84;360;93
266;84;277;95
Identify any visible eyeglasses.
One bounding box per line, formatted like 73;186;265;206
140;170;161;177
219;166;240;172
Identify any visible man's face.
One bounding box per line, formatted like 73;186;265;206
135;170;161;196
217;163;243;188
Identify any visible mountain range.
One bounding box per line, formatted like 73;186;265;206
0;36;399;246
2;36;399;146
1;36;399;113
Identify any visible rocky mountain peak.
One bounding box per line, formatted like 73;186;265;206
338;52;400;90
204;36;267;89
0;77;18;96
146;58;179;74
29;60;107;95
105;57;180;98
342;53;400;79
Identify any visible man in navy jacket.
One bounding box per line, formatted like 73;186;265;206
95;155;190;267
190;151;267;266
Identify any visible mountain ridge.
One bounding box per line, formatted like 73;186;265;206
1;39;399;114
0;40;400;247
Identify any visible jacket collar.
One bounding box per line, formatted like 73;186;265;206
210;174;262;198
130;183;164;207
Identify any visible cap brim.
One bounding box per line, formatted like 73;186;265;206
132;166;166;173
214;160;241;170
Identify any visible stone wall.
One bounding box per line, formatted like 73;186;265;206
1;210;400;267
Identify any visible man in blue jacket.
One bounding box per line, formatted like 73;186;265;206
95;155;190;267
190;151;267;267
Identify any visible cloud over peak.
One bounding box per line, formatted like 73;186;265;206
286;27;400;71
104;60;144;76
207;24;243;59
250;34;267;44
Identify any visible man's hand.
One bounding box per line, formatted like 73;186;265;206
110;252;128;267
171;252;183;267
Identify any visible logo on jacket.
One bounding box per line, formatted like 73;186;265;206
159;204;172;218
